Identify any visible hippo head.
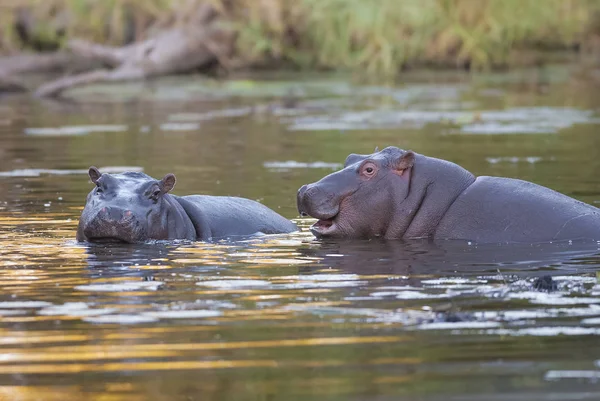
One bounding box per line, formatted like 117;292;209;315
76;167;178;243
297;147;415;239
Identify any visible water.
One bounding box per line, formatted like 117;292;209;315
2;67;600;400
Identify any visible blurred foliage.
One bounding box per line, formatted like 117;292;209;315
1;0;600;77
228;0;600;74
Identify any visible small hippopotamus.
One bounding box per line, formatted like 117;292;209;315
297;146;600;244
77;167;298;243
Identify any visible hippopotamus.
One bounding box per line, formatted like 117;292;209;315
77;167;297;243
297;146;600;244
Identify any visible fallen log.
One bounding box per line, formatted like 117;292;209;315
33;22;236;98
0;51;94;76
0;72;28;93
31;2;234;98
0;3;235;98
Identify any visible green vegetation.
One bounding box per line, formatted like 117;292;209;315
2;0;600;78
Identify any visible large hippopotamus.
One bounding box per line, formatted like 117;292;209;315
77;167;297;243
297;146;600;244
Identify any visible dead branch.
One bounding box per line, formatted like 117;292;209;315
1;3;237;98
33;67;146;97
0;52;84;75
0;72;28;93
34;22;236;98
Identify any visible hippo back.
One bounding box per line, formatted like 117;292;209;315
174;195;298;241
434;176;600;243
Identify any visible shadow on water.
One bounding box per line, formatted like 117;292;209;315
2;68;600;400
298;238;600;276
84;242;175;271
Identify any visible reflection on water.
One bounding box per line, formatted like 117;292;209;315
2;67;600;400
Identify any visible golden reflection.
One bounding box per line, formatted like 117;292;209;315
216;314;292;321
172;245;230;254
2;277;87;286
0;360;281;374
0;354;421;375
0;213;419;395
224;302;348;317
192;289;259;295
0;218;77;225
0;260;35;266
0;349;178;363
129;264;173;270
138;321;399;332
253;237;315;248
239;294;297;301
0;334;90;344
27;213;75;218
0;315;89;323
0;386;146;401
238;258;314;265
104;382;136;392
0;336;405;357
172;258;228;264
47;229;79;236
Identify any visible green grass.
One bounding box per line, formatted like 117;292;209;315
2;0;600;78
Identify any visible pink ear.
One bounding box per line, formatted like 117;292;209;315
394;151;415;176
160;173;176;194
89;166;102;184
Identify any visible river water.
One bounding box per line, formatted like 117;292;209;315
1;67;600;400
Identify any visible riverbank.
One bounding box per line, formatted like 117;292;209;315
1;0;600;88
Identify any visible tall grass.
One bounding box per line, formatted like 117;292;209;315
0;0;171;51
231;0;599;73
1;0;600;78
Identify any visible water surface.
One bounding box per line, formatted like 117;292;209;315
2;67;600;400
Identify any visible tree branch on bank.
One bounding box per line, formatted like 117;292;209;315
0;72;27;93
34;23;235;98
0;3;236;98
0;52;94;76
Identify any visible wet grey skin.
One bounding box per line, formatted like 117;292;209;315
297;146;600;244
77;167;298;244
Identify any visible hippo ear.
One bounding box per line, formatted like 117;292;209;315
393;151;415;176
159;173;176;194
88;166;102;184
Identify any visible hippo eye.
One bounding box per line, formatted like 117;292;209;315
95;184;103;194
360;162;378;178
150;188;161;199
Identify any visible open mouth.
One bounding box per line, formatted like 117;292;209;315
310;215;338;236
87;237;129;244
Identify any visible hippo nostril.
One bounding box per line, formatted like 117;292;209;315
297;185;310;215
304;184;317;195
99;207;124;221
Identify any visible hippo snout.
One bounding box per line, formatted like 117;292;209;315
98;206;127;221
82;206;142;243
297;183;340;220
297;185;310;217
